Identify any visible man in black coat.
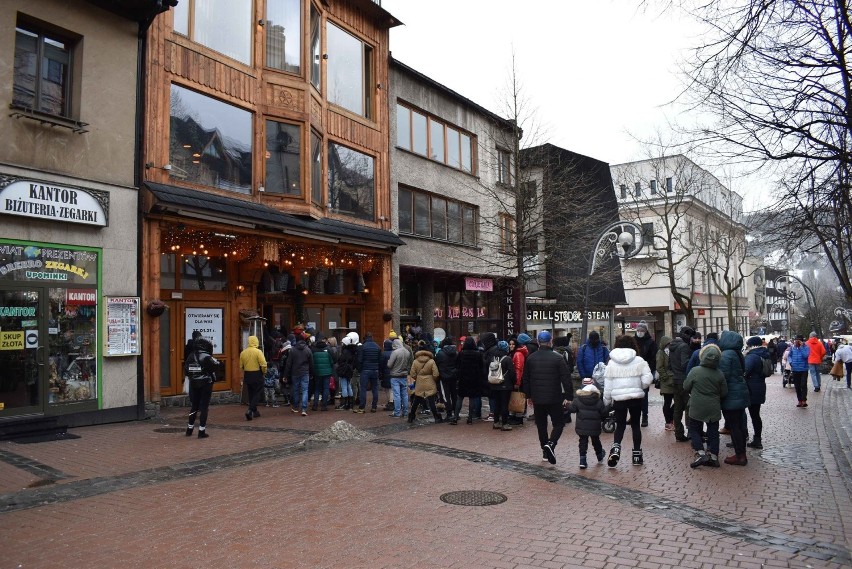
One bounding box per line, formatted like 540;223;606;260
633;321;657;428
521;330;572;464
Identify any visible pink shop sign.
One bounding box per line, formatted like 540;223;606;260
465;277;493;292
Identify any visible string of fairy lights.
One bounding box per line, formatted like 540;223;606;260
160;224;385;277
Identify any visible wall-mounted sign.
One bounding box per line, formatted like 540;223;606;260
0;243;98;284
0;179;108;227
185;308;223;353
68;288;97;305
0;331;24;350
105;297;140;356
527;308;611;323
465;277;493;292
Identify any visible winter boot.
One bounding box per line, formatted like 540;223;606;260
197;429;209;439
607;443;621;467
493;420;502;430
579;455;588;469
690;450;709;468
706;453;720;467
747;438;763;449
724;453;748;466
632;449;643;466
595;447;606;463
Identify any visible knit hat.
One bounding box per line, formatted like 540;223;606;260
635;321;648;332
746;336;763;347
517;333;531;345
497;340;509;351
581;384;600;394
582;378;593;386
389;330;397;339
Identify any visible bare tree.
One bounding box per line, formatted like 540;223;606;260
454;52;625;326
658;0;852;303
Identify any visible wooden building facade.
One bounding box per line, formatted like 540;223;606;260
141;0;402;401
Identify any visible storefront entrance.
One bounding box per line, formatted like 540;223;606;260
0;241;101;419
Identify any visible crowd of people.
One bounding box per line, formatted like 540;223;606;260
180;321;851;471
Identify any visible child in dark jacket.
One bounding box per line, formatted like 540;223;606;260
565;378;608;469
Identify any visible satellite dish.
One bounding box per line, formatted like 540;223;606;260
433;327;446;342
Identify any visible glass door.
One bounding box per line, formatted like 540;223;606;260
0;288;43;416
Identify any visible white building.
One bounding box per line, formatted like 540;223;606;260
611;155;751;338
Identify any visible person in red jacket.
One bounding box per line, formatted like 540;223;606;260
805;332;826;392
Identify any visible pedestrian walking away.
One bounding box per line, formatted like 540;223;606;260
521;330;572;464
805;332;826;392
683;344;726;468
407;346;442;423
184;335;220;438
455;336;485;424
633;321;657;428
239;335;268;421
743;336;770;449
718;331;750;466
565;378;608;468
603;335;654;467
668;326;695;442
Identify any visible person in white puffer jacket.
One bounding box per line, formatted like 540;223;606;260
603;335;654;467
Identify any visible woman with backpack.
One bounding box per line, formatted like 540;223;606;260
743;336;770;449
487;340;515;431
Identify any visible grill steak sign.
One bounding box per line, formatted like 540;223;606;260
0;180;107;227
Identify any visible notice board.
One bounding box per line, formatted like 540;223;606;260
104;296;141;356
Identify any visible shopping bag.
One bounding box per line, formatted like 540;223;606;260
182;376;189;394
508;390;526;414
829;360;844;378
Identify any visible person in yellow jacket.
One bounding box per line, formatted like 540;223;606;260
240;335;268;421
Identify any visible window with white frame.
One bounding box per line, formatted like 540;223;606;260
497;149;511;185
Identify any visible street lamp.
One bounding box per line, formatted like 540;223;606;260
580;221;645;342
773;274;820;337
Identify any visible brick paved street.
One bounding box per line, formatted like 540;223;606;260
1;373;850;569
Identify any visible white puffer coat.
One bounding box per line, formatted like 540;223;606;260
603;347;653;406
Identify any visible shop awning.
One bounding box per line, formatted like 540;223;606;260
144;182;405;250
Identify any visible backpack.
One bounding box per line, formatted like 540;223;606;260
761;356;773;378
487;356;504;384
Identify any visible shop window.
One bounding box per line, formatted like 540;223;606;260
309;4;321;90
327;141;374;220
169;84;253;194
326;22;373;119
171;0;252;65
265;0;301;74
181;255;228;291
48;287;98;403
13;19;78;119
265;120;301;195
161;253;228;292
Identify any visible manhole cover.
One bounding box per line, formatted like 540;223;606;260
440;490;507;506
153;427;186;434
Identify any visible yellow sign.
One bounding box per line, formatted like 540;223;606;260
0;331;24;350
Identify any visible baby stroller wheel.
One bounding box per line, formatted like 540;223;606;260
602;415;616;434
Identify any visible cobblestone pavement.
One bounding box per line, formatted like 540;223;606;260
0;373;849;569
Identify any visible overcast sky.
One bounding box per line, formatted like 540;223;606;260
381;1;764;210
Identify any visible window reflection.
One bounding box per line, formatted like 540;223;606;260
266;0;301;74
169;84;253;194
182;256;228;291
328;142;374;220
192;0;251;64
327;22;372;118
265;120;301;195
311;130;322;204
